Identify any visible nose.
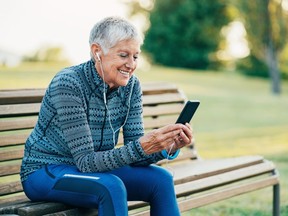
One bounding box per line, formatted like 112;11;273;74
125;57;136;70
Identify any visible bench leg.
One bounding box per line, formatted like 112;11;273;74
273;170;280;216
273;183;280;216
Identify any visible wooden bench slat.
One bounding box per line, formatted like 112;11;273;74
143;103;183;117
141;82;179;94
0;103;41;117
0;199;37;214
143;115;178;129
142;93;185;105
0;181;22;196
177;176;279;210
172;155;264;184
0;117;38;132
42;208;98;216
40;201;149;216
43;200;148;216
0;133;30;147
0;197;27;208
18;202;73;216
0;147;24;162
131;176;279;216
0;160;21;177
0;89;46;105
175;161;275;196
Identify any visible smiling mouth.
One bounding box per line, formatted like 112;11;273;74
119;69;130;76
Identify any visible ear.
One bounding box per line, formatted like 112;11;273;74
91;43;102;58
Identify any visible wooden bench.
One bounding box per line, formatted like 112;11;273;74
0;82;280;216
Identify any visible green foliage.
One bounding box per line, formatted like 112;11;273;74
235;0;287;59
236;55;269;78
143;0;231;69
234;0;288;82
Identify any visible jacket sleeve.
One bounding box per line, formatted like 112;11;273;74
122;77;165;166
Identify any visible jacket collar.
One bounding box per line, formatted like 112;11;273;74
83;59;134;105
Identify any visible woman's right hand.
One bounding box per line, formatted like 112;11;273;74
139;124;192;155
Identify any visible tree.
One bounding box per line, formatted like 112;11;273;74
140;0;231;69
235;0;288;94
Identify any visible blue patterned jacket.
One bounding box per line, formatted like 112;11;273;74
20;60;164;182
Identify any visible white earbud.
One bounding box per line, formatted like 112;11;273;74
95;52;101;61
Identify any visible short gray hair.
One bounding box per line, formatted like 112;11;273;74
89;16;143;56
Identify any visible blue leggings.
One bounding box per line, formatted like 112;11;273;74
22;164;180;216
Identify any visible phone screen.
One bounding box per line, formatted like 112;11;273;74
176;100;200;124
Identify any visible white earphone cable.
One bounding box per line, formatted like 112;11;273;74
97;55;133;146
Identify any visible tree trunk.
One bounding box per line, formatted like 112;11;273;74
264;0;281;94
265;41;281;94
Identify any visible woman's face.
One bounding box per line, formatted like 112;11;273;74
99;39;141;89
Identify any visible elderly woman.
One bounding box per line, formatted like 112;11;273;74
20;16;193;216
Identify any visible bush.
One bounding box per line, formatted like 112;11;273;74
236;55;269;78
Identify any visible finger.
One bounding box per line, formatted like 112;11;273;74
185;123;192;131
174;137;183;149
178;129;193;145
173;136;186;149
184;123;193;136
156;127;183;142
161;124;184;135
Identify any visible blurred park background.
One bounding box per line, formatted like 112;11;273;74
1;0;288;215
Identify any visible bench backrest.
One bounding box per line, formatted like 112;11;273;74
0;82;198;205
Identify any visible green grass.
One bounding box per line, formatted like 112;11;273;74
0;62;70;89
1;62;288;215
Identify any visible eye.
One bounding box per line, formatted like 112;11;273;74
118;52;139;61
119;53;128;58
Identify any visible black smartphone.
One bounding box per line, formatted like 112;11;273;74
176;100;200;124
